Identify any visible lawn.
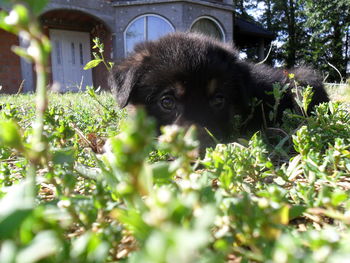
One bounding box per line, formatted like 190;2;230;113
325;82;350;103
1;1;350;261
1;82;350;262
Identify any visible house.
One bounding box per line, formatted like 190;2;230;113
0;0;274;94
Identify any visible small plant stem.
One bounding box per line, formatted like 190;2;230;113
100;52;111;72
33;57;48;144
25;25;51;197
27;163;37;200
29;31;50;164
94;96;110;111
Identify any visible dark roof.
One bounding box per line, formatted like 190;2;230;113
235;17;275;39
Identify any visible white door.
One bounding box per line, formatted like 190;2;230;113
50;29;93;92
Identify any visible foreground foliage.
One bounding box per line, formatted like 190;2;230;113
1;1;350;262
1;91;350;263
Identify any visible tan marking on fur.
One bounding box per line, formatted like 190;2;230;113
174;82;185;97
134;49;150;63
207;79;218;95
125;104;137;115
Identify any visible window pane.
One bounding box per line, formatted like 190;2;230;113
147;16;173;41
125;17;145;54
55;40;61;65
191;19;223;40
71;42;75;65
79;43;84;65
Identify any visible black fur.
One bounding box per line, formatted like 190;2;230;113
109;32;329;146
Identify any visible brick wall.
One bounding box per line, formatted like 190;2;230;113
0;29;22;94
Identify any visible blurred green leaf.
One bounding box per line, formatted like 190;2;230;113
0;10;16;33
13;4;29;24
0;119;24;151
71;232;110;261
111;208;151;241
331;191;348;207
52;147;75;166
149;161;172;184
0;241;17;263
0;179;35;240
289;205;306;220
84;59;103;70
0;209;32;240
21;0;48;15
12;45;33;62
16;231;60;263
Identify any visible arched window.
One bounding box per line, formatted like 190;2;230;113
125;15;175;55
190;17;225;41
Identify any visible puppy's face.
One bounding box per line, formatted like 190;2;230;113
110;33;250;146
137;75;233;144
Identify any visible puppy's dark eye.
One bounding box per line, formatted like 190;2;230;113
160;95;176;111
210;94;225;110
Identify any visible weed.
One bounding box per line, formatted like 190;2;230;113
1;1;350;263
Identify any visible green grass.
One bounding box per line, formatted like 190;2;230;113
325;82;350;102
1;91;125;138
1;88;350;262
3;2;348;261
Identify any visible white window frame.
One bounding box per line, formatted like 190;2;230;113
190;16;226;41
124;14;175;56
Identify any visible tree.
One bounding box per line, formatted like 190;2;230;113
233;0;259;18
303;0;350;81
258;0;308;68
252;0;349;80
235;0;350;80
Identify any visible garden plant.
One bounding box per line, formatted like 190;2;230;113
1;1;350;262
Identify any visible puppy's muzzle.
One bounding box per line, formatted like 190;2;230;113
173;117;217;154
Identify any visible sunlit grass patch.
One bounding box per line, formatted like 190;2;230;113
325;82;350;103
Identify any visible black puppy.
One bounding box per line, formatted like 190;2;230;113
109;32;329;146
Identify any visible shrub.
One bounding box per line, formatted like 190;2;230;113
1;1;350;262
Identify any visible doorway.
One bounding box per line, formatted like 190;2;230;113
50;29;93;92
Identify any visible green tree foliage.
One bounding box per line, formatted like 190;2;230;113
257;0;314;67
233;0;259;19
246;0;350;80
303;0;350;82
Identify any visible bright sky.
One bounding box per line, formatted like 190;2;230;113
247;1;266;20
243;1;284;65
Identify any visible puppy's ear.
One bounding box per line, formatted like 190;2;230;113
109;61;140;108
109;44;152;108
